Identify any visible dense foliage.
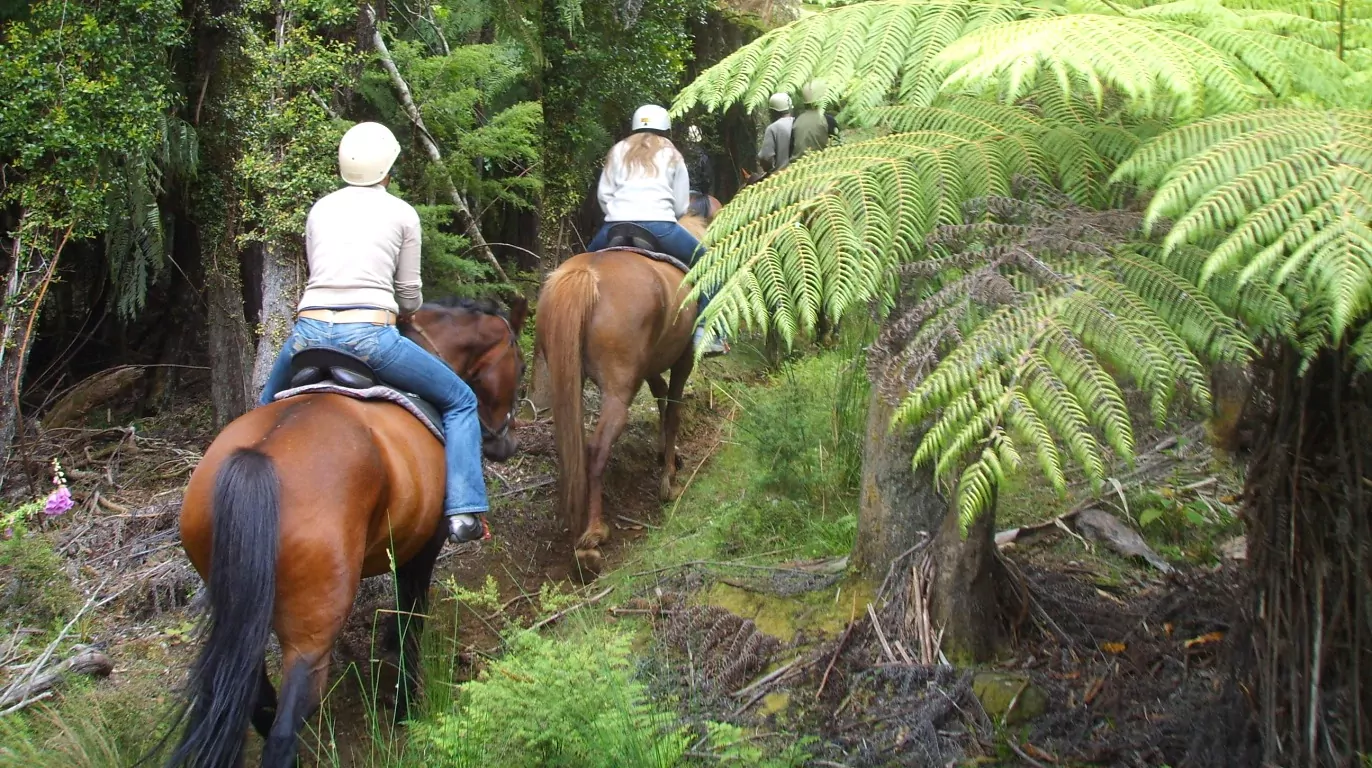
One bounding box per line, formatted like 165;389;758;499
674;0;1370;524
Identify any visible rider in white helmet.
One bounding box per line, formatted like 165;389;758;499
585;105;727;356
758;92;794;174
257;121;490;544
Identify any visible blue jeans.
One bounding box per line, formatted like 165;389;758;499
257;318;489;516
587;220;714;315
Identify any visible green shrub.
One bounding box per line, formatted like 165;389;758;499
0;528;78;631
407;627;688;767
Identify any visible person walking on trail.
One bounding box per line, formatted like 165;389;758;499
757;92;795;176
790;79;840;161
256;121;489;545
682;124;714;197
585;105;729;356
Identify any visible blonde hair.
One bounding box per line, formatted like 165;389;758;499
610;133;680;179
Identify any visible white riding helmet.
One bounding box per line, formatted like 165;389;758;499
802;79;828;105
338;122;402;187
768;92;793;112
686;125;703;143
632;104;671;133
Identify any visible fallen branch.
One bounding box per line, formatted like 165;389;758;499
528;586;612;631
364;5;507;283
0;646;113;715
0;578;108;708
493;477;555;498
867;603;897;664
1005;739;1052;768
730;657;808;717
41;366;146;430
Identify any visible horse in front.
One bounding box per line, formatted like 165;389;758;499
159;297;525;768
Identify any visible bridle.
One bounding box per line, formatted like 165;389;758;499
407;313;521;443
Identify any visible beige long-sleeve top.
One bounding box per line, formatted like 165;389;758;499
297;184;423;316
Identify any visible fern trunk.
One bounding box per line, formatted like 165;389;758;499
928;499;1011;664
1247;346;1371;765
853;390;946;580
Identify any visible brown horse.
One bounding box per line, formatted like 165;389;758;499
160;297;526;768
536;205;716;576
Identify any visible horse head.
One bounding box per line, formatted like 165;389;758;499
681;192;721;242
403;296;528;462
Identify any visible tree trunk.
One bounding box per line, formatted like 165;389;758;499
205;261;254;428
929;499;1010;664
249;243;299;395
0;222;32;489
852;390;946;580
1247;346;1371;765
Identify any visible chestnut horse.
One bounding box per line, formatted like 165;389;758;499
536;202;717;576
160;297;526;768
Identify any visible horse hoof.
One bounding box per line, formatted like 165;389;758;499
574;548;605;578
659;477;677;502
656;451;686;471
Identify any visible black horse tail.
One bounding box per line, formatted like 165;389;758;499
163;448;280;768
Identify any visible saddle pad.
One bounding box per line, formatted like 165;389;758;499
594;246;689;274
272;384;444;442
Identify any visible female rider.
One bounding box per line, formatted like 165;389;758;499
256;121;487;544
585;105;728;356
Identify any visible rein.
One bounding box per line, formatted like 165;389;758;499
407;314;518;443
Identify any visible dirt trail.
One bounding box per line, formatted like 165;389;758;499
316;382;726;764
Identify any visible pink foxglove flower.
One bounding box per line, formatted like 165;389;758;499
44;486;73;516
43;458;73;516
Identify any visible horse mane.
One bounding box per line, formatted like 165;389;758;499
679;213;710;241
420;296;509;319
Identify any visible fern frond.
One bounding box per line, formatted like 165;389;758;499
670;0;1051;119
686;129;1046;349
883;188;1246;528
934;13;1349;118
1116;108;1372;351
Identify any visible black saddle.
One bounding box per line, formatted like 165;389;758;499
285;347;443;430
603;222;663;253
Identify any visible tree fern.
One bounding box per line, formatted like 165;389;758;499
684;125;1055;345
879;185;1251;529
671;0;1050;119
671;0;1353;125
1115;108;1372;366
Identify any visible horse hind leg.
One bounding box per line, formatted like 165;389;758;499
576;392;630;577
259;652;332;768
251;662;278;742
648;374;685;474
659;353;695;501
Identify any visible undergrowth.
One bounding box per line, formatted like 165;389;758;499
0;338;865;767
616;339;871;577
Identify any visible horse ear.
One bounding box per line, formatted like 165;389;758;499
507;295;529;334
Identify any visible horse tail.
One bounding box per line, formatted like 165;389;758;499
539;263;598;536
164;448;279;768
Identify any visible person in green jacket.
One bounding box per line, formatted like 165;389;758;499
789;80;840;161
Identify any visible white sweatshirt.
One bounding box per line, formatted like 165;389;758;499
596;139;691;222
297;184;423;316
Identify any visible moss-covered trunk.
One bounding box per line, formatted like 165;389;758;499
854;384;1015;663
928;500;1009;663
852;390;945;581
